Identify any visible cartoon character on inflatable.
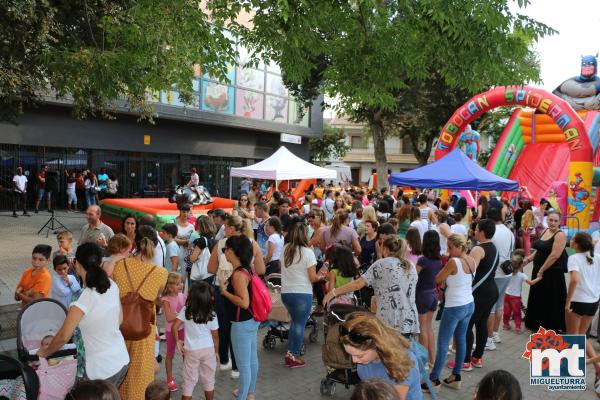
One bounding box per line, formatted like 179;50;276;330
457;124;480;160
553;54;600;110
567;172;589;216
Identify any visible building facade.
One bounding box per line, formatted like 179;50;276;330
0;50;324;209
326;116;422;184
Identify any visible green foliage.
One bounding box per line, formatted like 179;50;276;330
1;0;240;121
1;0;55;121
309;125;350;165
228;0;555;187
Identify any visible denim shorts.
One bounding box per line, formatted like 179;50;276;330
416;289;437;314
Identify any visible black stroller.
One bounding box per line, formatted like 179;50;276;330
0;354;39;400
261;274;318;354
320;303;368;396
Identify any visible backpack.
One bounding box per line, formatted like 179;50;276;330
119;260;157;341
234;268;272;322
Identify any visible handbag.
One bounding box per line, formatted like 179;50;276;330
190;237;211;281
472;249;499;292
119;260;157;341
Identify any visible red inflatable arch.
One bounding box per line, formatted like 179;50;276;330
434;86;592;230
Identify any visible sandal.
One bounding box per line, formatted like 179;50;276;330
442;374;462;390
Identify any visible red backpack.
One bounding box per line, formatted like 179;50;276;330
235;268;272;322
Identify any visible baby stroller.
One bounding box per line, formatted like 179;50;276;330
261;274;318;354
17;299;78;400
0;355;38;400
320;303;367;396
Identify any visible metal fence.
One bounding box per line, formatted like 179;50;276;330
0;144;246;210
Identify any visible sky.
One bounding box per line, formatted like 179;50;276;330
516;0;600;90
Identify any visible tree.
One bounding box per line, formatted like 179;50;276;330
1;0;240;122
228;0;555;188
308;124;350;165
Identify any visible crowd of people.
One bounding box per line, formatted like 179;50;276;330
11;165;118;217
10;181;600;399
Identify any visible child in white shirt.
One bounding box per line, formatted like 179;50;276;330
171;281;219;400
264;217;284;275
503;251;540;333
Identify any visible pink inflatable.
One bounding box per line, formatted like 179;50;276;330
458;190;476;208
544;181;568;215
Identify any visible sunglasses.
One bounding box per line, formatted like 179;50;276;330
222;246;230;251
339;325;371;343
307;215;315;219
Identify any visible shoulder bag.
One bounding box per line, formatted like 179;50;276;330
120;260;158;340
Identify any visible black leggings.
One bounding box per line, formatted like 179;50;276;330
214;288;237;369
464;287;498;362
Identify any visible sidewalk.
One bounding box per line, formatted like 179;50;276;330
0;209;596;399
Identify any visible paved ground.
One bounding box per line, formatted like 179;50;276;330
0;209;597;399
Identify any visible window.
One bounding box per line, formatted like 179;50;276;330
351;136;368;149
401;136;414;154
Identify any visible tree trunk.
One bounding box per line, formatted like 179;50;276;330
410;131;436;166
370;115;388;190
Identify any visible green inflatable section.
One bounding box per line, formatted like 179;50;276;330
491;118;523;178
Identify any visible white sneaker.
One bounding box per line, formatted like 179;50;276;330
492;332;502;343
231;370;240;379
485;337;496;351
219;360;232;371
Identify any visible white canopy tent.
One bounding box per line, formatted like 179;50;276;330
229;146;337;197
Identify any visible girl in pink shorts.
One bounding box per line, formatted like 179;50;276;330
172;281;219;400
161;272;186;392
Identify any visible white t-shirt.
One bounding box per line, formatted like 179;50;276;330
492;223;514;277
267;233;284;261
450;224;468;237
153;235;166;267
505;272;527;297
13;175;27;192
567;253;600;303
176;307;219;351
281;245;317;294
592;230;600;255
419;206;431;221
71;280;129;380
322;198;335;220
409;219;428;241
215;224;226;241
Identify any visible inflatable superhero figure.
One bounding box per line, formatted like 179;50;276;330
553;54;600;110
568;172;589;216
457;124;480;160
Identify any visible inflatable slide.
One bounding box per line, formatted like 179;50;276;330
486;109;600;214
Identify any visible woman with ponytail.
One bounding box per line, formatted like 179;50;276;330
340;312;423;400
112;225;168;400
207;214;265;377
565;232;600;382
37;243;130;387
324;237;419;337
321;209;361;256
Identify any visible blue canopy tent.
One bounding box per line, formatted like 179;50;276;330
389;148;519;191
